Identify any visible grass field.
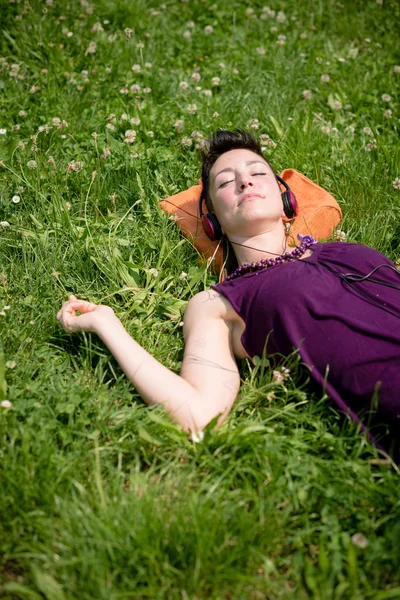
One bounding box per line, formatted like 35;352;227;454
1;0;400;598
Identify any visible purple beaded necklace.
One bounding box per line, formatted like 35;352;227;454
225;234;318;281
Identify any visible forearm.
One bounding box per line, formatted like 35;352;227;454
96;316;203;431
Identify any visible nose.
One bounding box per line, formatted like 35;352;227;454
239;175;253;190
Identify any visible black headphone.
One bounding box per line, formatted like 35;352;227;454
198;174;298;241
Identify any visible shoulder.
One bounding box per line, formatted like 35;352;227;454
185;289;231;319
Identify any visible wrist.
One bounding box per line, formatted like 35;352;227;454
93;308;121;336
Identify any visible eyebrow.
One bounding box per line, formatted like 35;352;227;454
214;160;268;179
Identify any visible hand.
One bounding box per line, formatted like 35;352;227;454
57;295;116;334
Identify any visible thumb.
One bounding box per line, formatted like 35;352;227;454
69;294;78;301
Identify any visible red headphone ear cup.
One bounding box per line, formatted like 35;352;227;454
202;214;223;240
282;190;298;218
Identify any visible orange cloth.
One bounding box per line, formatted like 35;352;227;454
159;169;342;271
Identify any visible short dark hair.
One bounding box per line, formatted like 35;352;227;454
200;129;267;212
200;129;274;277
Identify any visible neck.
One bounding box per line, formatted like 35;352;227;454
227;222;288;266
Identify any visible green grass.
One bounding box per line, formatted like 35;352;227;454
1;0;400;598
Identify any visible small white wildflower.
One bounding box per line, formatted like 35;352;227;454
130;117;141;125
179;81;189;90
334;229;347;241
179;271;188;280
130;84;141;94
392;178;400;190
393;66;400;74
277;34;286;46
211;76;220;86
183;31;191;40
86;41;97;54
6;360;16;369
362;127;373;136
266;391;276;402
121;113;129;120
66;160;82;173
256;46;266;55
212;111;219;118
302;90;312;100
277;10;286;22
365;139;377;151
381;93;391;102
181;137;192;147
11;195;20;204
132;63;141;73
191;72;201;83
18;110;27;117
0;221;10;227
321;74;330;83
202;89;212;97
0;128;6;135
187;104;197;115
144;62;152;68
0;400;12;408
187;20;195;28
4;306;10;310
351;533;368;549
149;268;159;277
204;25;214;34
248;118;259;130
272;367;290;384
191;430;204;443
174;119;184;132
147;130;154;138
27;160;37;169
65;201;71;210
143;87;151;94
384;109;392;118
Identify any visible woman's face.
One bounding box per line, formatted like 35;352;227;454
208;148;285;237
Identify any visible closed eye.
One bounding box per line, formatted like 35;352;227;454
252;172;267;176
219;179;234;188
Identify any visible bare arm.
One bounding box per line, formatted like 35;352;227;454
57;292;240;432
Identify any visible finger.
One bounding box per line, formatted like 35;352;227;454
69;294;78;301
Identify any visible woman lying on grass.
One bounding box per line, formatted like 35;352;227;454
57;129;400;457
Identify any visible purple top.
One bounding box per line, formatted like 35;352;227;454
212;242;400;454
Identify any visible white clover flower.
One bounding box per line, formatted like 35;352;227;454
204;25;214;34
183;31;191;40
256;47;266;55
130;117;141;126
334;229;347;241
351;533;368;548
132;64;141;73
179;81;189;90
121;113;129;121
149;268;159;277
362;127;374;136
147;131;154;138
365;139;377;151
12;195;20;203
276;10;286;22
321;74;330;82
86;41;97;54
0;400;12;408
187;104;197;115
302;89;312;100
392;178;400;190
191;72;201;83
381;93;391;102
130;84;141;94
179;271;188;279
65;202;71;210
6;360;16;369
18;110;27;117
174;119;184;132
27;160;37;169
0;128;6;135
143;87;151;94
181;137;192;147
384;109;392;118
394;65;400;73
191;430;204;443
212;111;219;118
144;62;152;68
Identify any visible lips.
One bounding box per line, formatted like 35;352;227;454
239;193;262;205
